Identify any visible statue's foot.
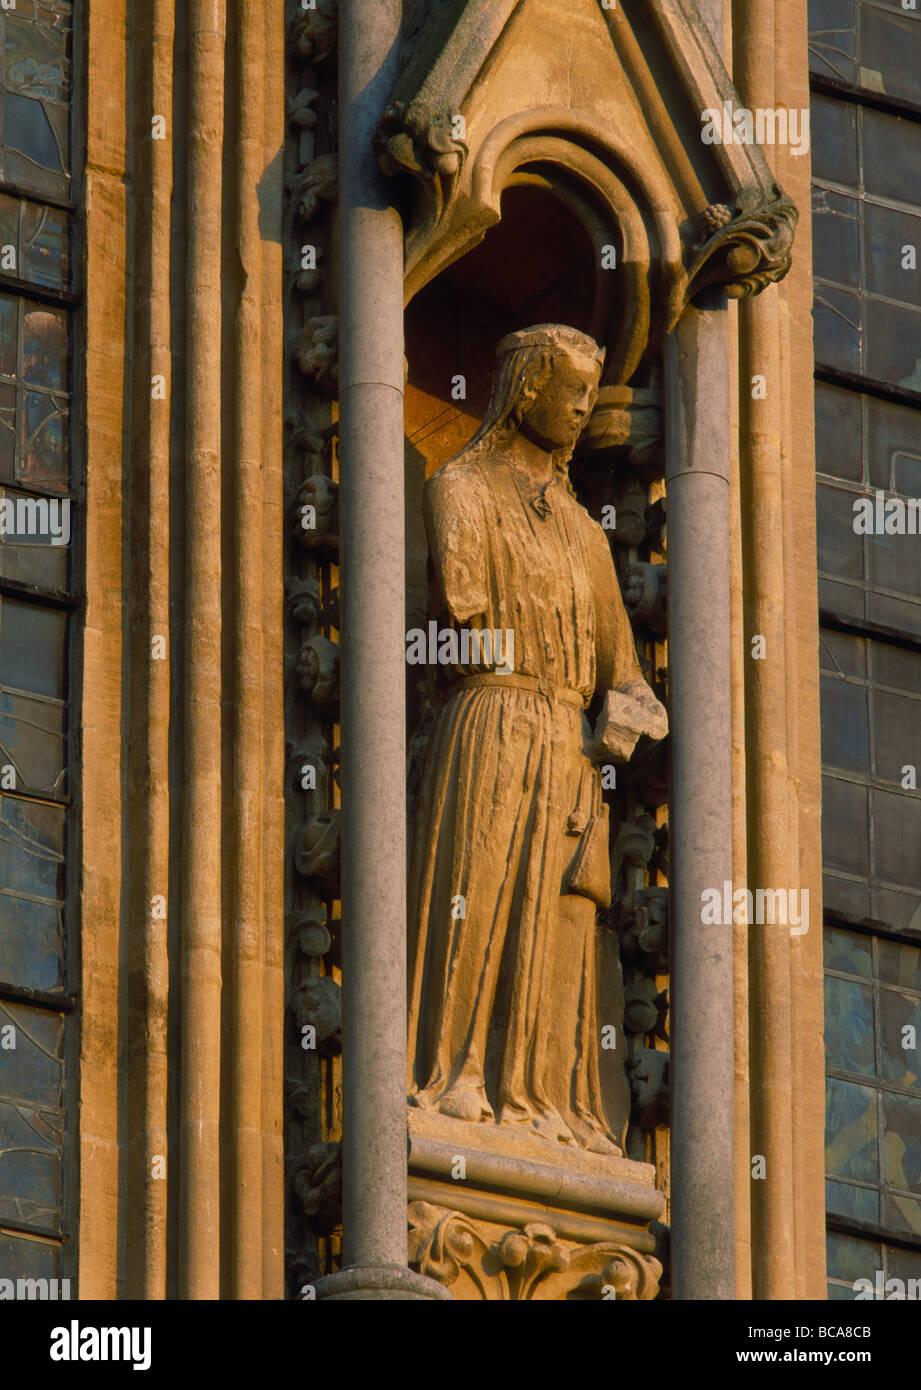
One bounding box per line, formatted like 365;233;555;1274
530;1110;577;1145
569;1111;623;1156
499;1100;576;1145
436;1084;494;1123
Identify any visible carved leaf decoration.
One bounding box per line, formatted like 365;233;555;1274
687;184;799;303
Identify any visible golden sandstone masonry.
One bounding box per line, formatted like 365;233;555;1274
1;0;920;1341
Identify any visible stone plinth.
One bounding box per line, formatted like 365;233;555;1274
407;1110;665;1300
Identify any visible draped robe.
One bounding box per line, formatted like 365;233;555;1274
407;450;643;1151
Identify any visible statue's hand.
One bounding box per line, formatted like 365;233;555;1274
591;679;668;763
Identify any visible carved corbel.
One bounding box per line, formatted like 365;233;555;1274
294;315;339;394
623;973;668;1040
293;473;339;554
622;561;667;634
288;732;331;796
687;185;798;303
611;812;657;887
292;976;342;1056
581;386;664;475
628;1048;670;1130
286;576;323;626
287;0;337;66
619;887;669;975
289;153;337;224
292;1141;342;1231
295;810;341;894
373;97;467;239
296;634;339;715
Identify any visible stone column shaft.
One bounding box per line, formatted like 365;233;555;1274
666;303;735;1301
322;0;451;1300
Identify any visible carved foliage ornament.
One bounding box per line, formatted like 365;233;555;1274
408;1203;662;1301
689;186;799;301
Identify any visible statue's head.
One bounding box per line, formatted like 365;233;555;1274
464;324;605;465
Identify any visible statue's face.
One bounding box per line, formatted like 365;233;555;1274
519;351;601;451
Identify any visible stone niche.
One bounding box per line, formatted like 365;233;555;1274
389;0;796;1301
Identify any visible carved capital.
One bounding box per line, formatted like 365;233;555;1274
408;1202;662;1301
688;185;798;303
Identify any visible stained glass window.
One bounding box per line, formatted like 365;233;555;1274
810;0;921;1302
0;2;72;201
0;0;76;1293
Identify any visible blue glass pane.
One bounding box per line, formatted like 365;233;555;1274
879;987;921;1091
822;775;870;877
883;1092;921;1194
820;675;869;774
811;94;858;187
826;1076;879;1181
826;1176;879;1223
0;893;63;991
0;795;65;909
860;2;921;107
826;1230;880;1283
808;0;857;84
0;1229;61;1284
825;975;876;1075
824;925;873;977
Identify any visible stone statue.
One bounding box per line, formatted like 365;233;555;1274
407;324;667;1155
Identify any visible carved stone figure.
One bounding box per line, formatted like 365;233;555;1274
407;325;667;1155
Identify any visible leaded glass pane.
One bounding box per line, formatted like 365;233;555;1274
863;107;921;205
871;789;921;892
815;383;863;483
0;486;69;589
0;295;69;491
826;1075;879;1181
865;298;921;392
808;0;858;85
0;3;71;200
0;892;62;991
0;1101;62;1231
0;1228;60;1283
879;940;921;991
811;92;859;187
819;629;867;677
826;975;876;1075
820;675;869;773
826;1230;881;1283
813;284;862;373
0;794;65;914
860;2;921;107
865;201;921;304
888;1239;921;1276
824;925;873;976
0;686;67;797
871;688;921;784
0;597;66;697
883;1091;921;1193
866;396;921;494
826;1176;880;1223
823;870;871;919
822;775;870;876
0;1001;64;1232
813;186;860;289
879;986;921;1090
